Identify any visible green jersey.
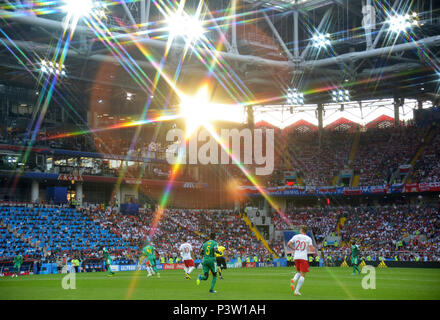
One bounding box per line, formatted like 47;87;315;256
103;248;111;264
202;240;219;260
142;245;156;258
14;255;23;265
351;245;360;257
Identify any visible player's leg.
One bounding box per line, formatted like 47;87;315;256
352;257;360;275
186;260;195;277
295;271;306;295
217;258;223;279
197;261;210;285
146;259;153;276
187;265;195;274
354;261;361;274
209;263;218;293
291;260;301;291
150;260;159;278
183;261;189;278
138;255;145;271
221;260;227;279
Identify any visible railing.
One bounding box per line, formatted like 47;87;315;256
242;215;279;258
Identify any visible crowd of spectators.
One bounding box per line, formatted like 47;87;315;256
410;126;440;183
80;205;271;262
0;202;134;261
1;200;439;264
272;202;439;261
354;125;428;186
2;121;439;189
253;122;439;188
286;130;352;186
272;204;341;243
338;203;440;260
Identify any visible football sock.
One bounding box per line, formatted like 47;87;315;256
210;276;217;291
293;273;300;283
152;266;158;273
200;274;208;281
355;265;361;273
184;267;188;274
188;266;195;274
296;276;305;292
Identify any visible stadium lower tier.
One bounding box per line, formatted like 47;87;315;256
0;200;439;263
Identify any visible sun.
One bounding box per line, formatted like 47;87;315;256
179;86;245;139
179;85;214;139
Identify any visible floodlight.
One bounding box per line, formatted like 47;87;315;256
387;13;418;34
166;12;205;41
286;88;305;105
331;88;350;102
312;32;331;48
62;0;94;17
40;60;67;77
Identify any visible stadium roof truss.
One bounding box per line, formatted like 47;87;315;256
0;0;440;109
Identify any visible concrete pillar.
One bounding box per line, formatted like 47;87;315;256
115;185;121;208
317;103;324;147
234;199;240;212
31;180;39;203
294;10;299;57
75;182;83;206
394;97;401;127
231;0;237;52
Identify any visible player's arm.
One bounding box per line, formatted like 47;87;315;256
287;240;295;251
308;240;317;256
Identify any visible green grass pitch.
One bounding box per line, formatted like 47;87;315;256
1;267;440;300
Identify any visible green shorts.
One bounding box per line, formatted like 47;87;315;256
147;256;156;266
14;263;21;270
202;258;217;275
351;256;359;265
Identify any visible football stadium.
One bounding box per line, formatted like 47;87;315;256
0;0;440;305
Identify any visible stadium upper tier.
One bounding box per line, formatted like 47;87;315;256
0;120;439;189
237;121;440;187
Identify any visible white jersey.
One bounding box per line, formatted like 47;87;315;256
289;234;313;260
179;243;193;261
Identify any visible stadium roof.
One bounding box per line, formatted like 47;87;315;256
0;0;439;117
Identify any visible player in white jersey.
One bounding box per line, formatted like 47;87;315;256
179;238;195;279
287;225;316;296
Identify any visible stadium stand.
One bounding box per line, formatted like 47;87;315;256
0;203;135;260
273;203;440;261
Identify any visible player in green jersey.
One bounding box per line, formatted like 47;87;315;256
197;233;221;293
13;253;23;277
141;243;160;278
102;247;115;276
351;241;361;275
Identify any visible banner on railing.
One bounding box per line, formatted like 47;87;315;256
239;181;440;197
